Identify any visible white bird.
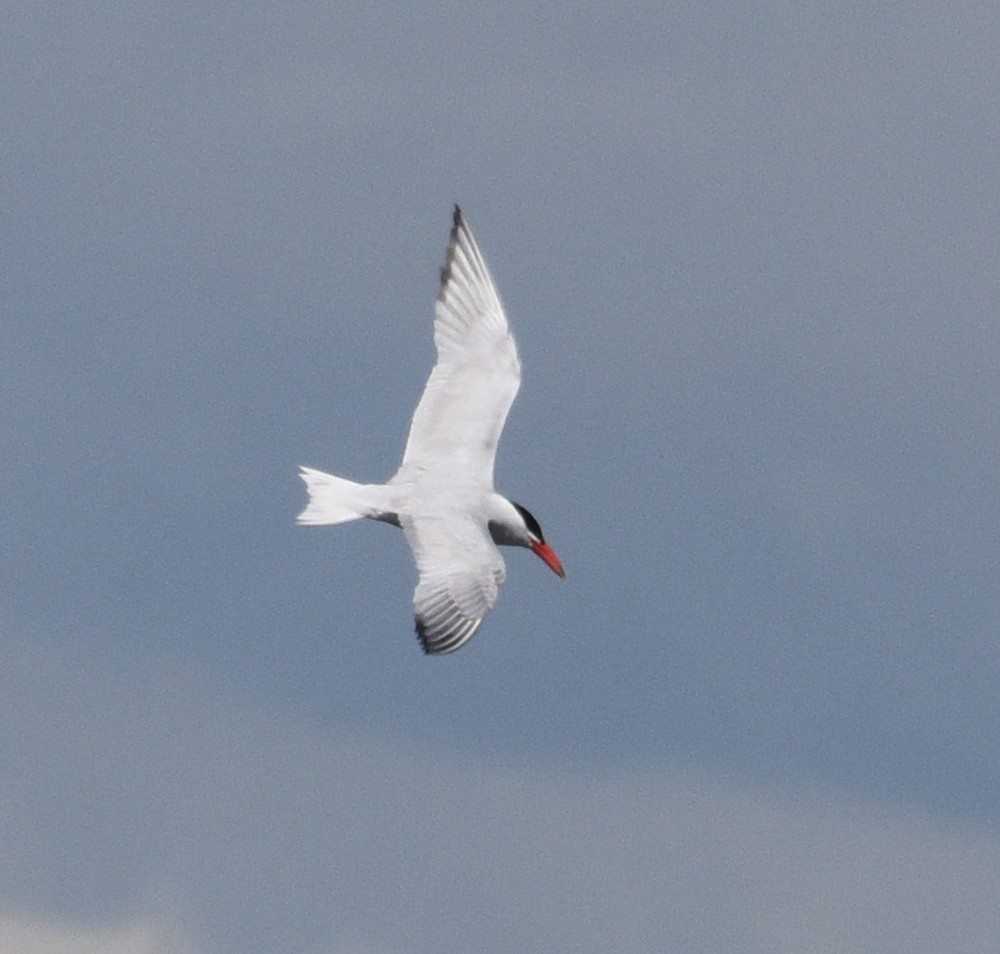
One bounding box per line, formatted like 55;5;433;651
298;206;565;655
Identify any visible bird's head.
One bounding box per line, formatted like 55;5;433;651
504;500;566;578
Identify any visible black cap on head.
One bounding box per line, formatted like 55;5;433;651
511;502;544;542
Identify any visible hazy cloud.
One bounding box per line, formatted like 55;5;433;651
3;633;998;953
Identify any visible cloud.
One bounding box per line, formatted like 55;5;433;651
0;914;192;954
3;631;998;954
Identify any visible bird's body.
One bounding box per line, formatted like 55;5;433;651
298;206;564;655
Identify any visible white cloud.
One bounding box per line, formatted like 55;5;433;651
2;631;999;954
0;914;195;954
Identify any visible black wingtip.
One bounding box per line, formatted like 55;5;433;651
450;205;465;239
415;617;434;655
440;205;465;290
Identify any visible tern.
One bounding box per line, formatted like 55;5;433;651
298;206;565;655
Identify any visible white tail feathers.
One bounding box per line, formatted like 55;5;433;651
297;467;383;525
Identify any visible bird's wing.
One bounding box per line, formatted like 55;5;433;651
401;512;507;655
397;206;521;488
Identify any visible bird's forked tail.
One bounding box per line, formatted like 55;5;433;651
296;466;386;526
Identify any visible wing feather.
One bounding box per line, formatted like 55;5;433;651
396;207;521;488
401;512;506;655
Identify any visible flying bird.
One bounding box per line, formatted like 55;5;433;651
298;206;565;655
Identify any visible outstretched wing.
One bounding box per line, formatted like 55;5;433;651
397;206;521;488
401;512;507;655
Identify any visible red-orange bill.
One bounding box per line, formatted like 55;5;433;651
531;541;566;578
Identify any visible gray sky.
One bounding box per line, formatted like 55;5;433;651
4;3;1000;951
